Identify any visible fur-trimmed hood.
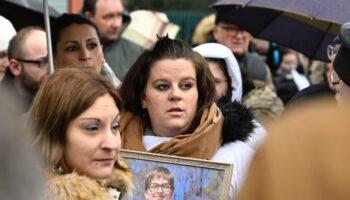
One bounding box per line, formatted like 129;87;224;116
46;158;133;200
217;96;256;145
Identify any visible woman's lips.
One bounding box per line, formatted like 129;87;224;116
167;108;184;116
168;107;183;112
95;158;114;165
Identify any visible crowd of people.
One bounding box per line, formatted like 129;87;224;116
1;0;350;199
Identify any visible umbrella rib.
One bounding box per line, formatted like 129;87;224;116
248;10;282;40
256;13;281;34
310;23;333;58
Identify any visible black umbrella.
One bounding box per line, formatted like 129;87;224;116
213;0;350;61
0;0;60;31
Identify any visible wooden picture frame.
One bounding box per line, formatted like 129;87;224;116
120;149;233;200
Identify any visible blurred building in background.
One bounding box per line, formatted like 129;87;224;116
126;0;214;43
50;0;214;44
49;0;67;13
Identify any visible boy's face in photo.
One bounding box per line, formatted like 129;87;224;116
144;176;173;200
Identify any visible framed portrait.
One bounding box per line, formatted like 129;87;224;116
120;149;233;200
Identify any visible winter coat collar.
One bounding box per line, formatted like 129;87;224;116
46;159;133;200
217;97;256;145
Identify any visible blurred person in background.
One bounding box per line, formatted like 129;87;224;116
273;49;310;105
238;100;350;200
194;43;284;127
332;23;350;107
0;88;45;200
288;36;341;107
239;25;350;200
212;10;275;90
82;0;144;80
326;37;342;91
191;13;216;46
0;15;16;83
1;26;48;113
194;43;283;148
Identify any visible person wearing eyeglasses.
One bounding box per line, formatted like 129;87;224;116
144;167;174;200
1;26;49;113
326;37;342;92
287;36;341;107
332;23;350;107
212;11;275;91
331;69;350;107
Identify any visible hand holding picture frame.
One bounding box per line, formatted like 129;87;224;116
120;149;233;200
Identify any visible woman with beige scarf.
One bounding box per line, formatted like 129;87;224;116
119;36;256;199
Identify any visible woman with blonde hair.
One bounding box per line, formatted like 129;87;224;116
29;68;133;199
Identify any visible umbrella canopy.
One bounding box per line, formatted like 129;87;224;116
213;0;350;61
0;0;60;31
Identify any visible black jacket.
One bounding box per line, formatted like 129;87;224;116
287;81;335;107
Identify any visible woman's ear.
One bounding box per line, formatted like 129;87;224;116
141;96;147;109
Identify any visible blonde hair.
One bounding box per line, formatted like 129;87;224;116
29;67;122;171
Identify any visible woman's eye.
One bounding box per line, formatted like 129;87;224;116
87;43;97;49
155;84;169;91
111;123;120;134
65;45;78;52
111;123;120;130
180;82;193;90
84;125;99;132
214;78;222;84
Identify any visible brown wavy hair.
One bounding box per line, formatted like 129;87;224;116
29;67;122;170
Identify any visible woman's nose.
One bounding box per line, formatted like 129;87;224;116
101;129;120;151
168;87;182;101
79;47;90;60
